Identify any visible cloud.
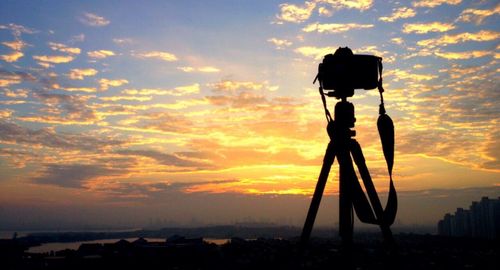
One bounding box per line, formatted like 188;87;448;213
112;38;133;45
198;66;220;73
70;33;85;43
456;4;500;25
412;0;461;8
353;45;395;62
443;63;488;79
208;80;279;92
177;66;220;73
116;149;209;169
33;55;75;64
177;66;195;72
294;45;336;59
379;7;416;22
48;42;81;54
0;69;35;87
79;12;110;27
205;92;267;109
320;0;373;11
1;40;27;62
390;59;499;172
4;89;28;98
100;95;152;102
93;103;140;117
87;50;115;59
182;112;319;169
402;22;455;34
37;62;53;68
67;68;98;80
171;83;200;95
386;69;437;82
204;90;297;112
93;179;238;199
391;37;404;45
2;40;27;51
267;38;293;50
133;51;178;62
33;164;123;188
58;86;97;93
99;78;129;90
275;1;316;24
0;147;41;168
0;121;125;151
0;51;24;62
318;6;332;17
397;123;499;172
122;83;200;96
434;50;493;60
0;23;36;37
482;130;500;170
122;89;170;95
0;109;13;118
417;30;500;48
0;100;26;105
120;111;193;133
24;91;99;124
302;22;374;33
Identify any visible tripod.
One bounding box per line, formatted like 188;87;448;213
300;97;395;247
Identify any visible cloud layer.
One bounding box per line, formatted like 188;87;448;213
0;1;498;229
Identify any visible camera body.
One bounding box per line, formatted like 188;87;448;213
317;47;381;98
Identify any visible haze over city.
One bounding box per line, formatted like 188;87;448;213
0;0;499;231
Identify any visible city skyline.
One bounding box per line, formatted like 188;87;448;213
438;196;500;239
0;0;499;230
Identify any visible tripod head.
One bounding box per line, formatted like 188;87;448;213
327;100;356;142
334;99;355;128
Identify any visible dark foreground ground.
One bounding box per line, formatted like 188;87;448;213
2;234;498;270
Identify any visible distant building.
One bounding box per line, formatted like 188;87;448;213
437;197;500;239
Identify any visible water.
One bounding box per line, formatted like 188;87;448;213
203;238;230;245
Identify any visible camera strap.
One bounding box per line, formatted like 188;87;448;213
377;58;398;225
318;83;333;123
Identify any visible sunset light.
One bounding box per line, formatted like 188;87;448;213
0;0;498;230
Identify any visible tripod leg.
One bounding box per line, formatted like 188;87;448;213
337;141;377;246
335;144;357;246
300;141;336;247
350;140;394;244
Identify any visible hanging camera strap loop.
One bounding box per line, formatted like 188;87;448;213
376;57;398;225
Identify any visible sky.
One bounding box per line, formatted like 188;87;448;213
0;0;499;231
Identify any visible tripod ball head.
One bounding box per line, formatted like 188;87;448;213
334;101;356;128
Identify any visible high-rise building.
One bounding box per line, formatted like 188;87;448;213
437;197;500;239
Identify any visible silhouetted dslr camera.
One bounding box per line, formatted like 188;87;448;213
317;47;382;98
